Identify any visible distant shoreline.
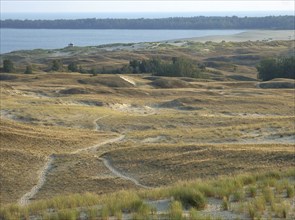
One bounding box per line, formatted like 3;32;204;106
1;30;294;54
170;30;295;43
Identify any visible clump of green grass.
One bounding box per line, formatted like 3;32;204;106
273;201;290;218
114;209;123;220
169;201;183;220
237;174;256;185
221;196;229;211
253;196;266;212
197;184;215;197
1;169;295;220
274;180;286;194
262;186;275;205
57;209;78;220
170;187;206;209
247;202;255;220
132;203;151;220
189;208;201;220
213;178;243;199
264;170;281;180
247;185;257;198
101;206;109;220
0;204;24;220
87;207;100;220
286;184;294;198
247;202;261;220
42;212;58;220
231;189;245;202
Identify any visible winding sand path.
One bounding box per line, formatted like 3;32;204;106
101;158;151;189
18;155;55;206
18;116;149;205
72;135;125;154
119;75;136;86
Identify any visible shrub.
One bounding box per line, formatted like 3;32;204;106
50;59;63;71
68;62;78;72
127;57;201;78
3;59;15;73
24;65;33;74
257;56;295;81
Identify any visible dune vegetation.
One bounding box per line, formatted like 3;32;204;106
0;38;294;219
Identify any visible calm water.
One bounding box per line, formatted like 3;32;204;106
0;29;244;54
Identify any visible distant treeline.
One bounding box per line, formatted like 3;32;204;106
1;16;294;29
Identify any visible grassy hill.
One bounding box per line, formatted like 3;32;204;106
0;38;294;219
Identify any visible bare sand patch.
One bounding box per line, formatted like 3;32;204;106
172;30;295;43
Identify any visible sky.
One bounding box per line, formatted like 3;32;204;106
1;0;294;13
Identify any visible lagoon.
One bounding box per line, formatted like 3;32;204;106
0;29;244;54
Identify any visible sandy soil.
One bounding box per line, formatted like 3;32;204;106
169;30;295;43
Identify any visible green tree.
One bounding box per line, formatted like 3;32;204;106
257;58;278;81
257;56;295;81
50;60;63;71
3;59;14;73
68;62;78;72
24;65;33;74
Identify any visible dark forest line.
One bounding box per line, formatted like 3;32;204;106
1;16;294;29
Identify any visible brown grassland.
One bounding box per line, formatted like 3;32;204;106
0;38;294;219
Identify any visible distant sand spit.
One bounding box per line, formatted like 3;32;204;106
170;30;295;43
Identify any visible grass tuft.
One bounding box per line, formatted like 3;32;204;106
273;201;290;218
57;209;78;220
231;189;245;202
247;185;257;198
286;184;294;198
221;197;229;211
169;201;183;220
262;186;275;205
170;187;206;210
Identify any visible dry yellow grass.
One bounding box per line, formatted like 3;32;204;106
0;119;117;203
0;40;294;206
